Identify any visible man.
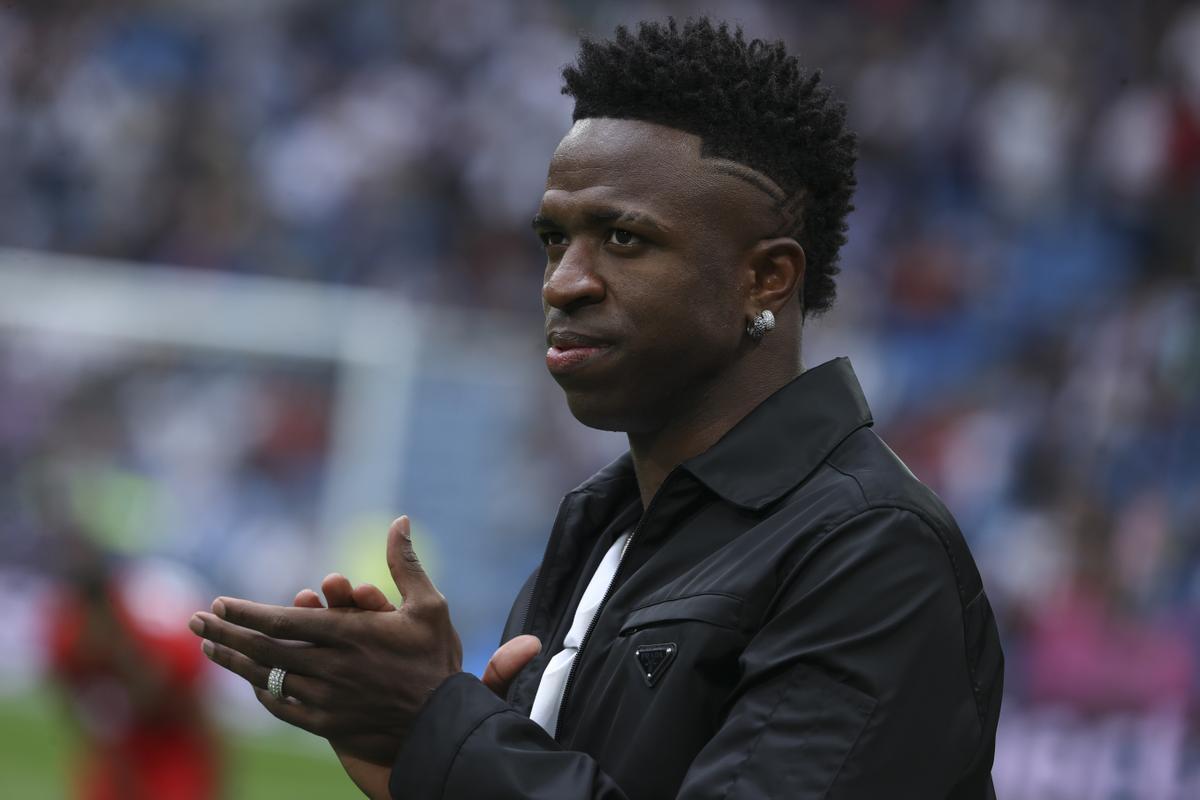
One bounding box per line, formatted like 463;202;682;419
190;18;1003;799
49;540;219;800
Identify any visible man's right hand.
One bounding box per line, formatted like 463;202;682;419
295;574;542;697
293;574;541;799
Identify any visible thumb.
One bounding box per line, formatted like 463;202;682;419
386;515;439;606
481;635;542;698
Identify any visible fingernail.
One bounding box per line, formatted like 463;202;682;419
212;599;226;618
201;640;214;657
188;615;204;635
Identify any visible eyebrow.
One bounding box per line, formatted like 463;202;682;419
531;208;670;235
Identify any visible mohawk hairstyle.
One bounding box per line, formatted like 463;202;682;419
562;17;857;315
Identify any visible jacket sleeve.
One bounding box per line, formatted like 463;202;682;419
388;507;996;800
388;672;630;799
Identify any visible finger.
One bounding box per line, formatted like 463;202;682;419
321;573;355;608
254;687;329;737
209;597;337;646
190;609;309;671
191;611;315;671
386;516;440;607
351;583;396;612
199;639;323;706
481;635;542;697
294;589;325;609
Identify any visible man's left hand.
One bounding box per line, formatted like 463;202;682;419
188;516;462;766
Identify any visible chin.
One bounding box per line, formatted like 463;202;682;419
560;387;650;433
562;396;629;432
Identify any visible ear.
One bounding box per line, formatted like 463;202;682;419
742;237;805;321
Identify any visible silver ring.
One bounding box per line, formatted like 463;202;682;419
267;666;287;699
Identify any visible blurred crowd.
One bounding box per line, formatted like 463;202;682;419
1;0;1199;792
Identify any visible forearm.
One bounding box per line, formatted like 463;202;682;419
391;673;628;800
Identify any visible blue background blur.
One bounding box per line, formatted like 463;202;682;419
1;1;1198;797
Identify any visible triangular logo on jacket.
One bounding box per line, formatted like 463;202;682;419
634;643;677;687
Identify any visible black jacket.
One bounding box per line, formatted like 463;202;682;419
390;358;1003;799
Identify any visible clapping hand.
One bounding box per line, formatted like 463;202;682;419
292;570;541;798
189;516;460;767
293;575;542;702
188;516;541;797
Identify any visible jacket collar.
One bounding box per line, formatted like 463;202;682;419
681;357;873;510
570;357;873;513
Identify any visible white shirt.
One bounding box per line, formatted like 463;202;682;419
529;531;631;738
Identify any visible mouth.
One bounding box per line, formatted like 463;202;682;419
544;331;614;376
546;343;612;375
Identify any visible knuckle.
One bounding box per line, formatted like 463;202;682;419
430;596;452;622
213;644;236;670
421;592;449;615
238;631;269;663
407;602;449;631
424;592;448;618
406;599;434;620
258;634;292;662
269;612;292;637
205;619;230;645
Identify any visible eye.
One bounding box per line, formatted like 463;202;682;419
607;229;643;247
539;231;567;248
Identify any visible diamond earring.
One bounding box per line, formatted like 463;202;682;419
746;309;776;341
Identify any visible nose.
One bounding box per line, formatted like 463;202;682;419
542;242;605;313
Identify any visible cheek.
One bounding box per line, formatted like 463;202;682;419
627;261;743;359
678;250;746;332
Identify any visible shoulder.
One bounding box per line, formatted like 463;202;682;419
771;426;984;607
824;426;959;536
762;427;1003;740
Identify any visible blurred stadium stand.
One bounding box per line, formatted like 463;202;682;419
0;0;1198;797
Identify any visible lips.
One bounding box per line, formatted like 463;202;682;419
545;329;614;376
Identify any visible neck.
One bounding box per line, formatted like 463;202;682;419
626;352;802;510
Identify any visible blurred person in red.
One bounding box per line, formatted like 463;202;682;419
45;534;219;800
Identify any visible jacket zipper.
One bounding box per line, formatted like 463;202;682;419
518;575;536;634
504;577;541;706
553;478;671;740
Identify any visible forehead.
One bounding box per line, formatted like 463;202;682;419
542;118;773;225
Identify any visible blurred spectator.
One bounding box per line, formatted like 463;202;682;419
44;536;219;800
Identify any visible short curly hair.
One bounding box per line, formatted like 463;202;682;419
561;17;857;315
